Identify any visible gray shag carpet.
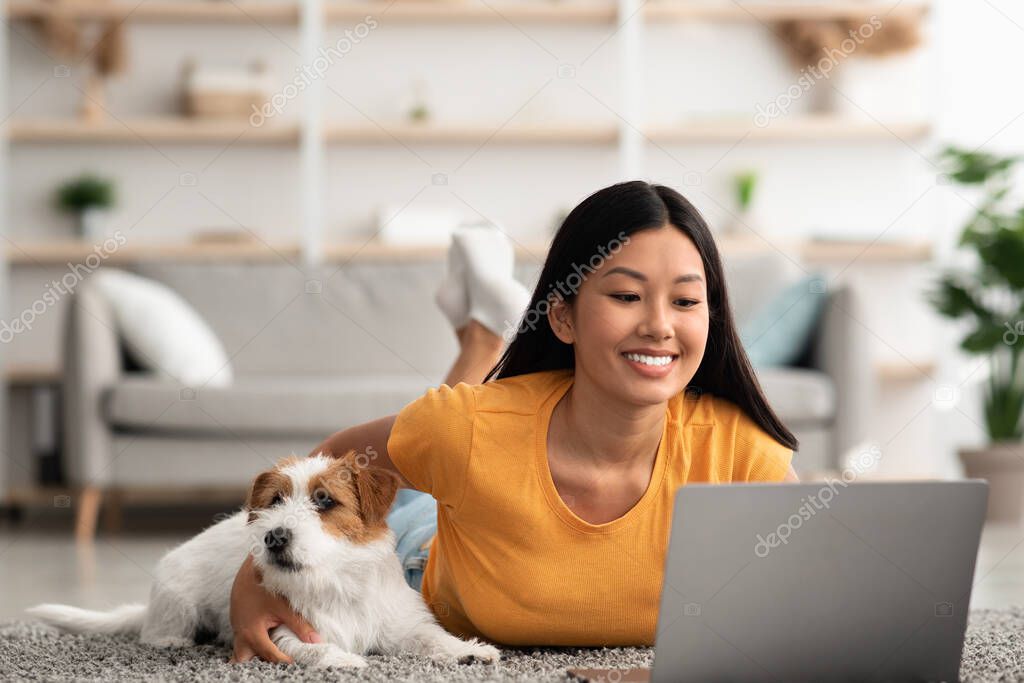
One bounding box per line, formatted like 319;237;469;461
3;607;1024;682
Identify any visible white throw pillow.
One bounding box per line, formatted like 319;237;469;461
91;269;234;387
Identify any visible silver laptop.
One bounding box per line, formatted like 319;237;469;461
569;480;988;683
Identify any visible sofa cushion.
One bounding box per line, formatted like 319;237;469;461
722;250;803;330
755;367;835;425
742;272;829;368
105;375;434;437
92;269;233;387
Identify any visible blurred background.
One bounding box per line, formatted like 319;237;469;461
2;0;1024;613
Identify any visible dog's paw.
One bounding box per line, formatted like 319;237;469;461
429;638;500;665
457;640;501;664
315;648;367;669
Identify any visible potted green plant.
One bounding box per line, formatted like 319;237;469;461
55;173;115;240
928;146;1024;522
724;170;759;237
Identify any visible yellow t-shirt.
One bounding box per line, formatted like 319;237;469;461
386;368;793;647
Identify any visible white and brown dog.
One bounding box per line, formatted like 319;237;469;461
27;452;500;669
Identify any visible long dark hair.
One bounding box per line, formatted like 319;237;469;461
483;180;798;452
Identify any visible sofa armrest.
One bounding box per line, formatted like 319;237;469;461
62;280;121;487
810;284;876;469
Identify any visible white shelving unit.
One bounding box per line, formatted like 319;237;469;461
5;0;935;267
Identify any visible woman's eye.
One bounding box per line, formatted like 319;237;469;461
270;493;283;506
611;294;698;308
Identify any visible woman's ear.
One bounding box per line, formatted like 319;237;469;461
548;298;575;344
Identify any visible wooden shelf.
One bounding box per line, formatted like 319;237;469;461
10;117;931;145
6;236;934;266
801;239;933;263
716;236;933;263
8;240;304;265
325;122;618;145
10;119;299;144
647;117;932;143
326;1;616;22
646;1;931;22
8;0;301;23
7;1;930;24
5;239;552;265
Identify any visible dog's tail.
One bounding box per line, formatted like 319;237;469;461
26;603;147;635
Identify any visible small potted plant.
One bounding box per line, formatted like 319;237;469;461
724;170;759;237
56;173;115;240
928;146;1024;523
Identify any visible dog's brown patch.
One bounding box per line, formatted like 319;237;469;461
245;458;297;523
309;450;402;544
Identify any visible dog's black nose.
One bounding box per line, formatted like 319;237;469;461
264;527;291;552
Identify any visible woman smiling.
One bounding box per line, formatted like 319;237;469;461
229;180;799;662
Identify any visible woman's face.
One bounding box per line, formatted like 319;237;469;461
549;226;710;407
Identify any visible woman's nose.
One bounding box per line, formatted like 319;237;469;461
639;301;673;340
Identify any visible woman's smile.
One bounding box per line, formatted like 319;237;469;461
620;350;679;378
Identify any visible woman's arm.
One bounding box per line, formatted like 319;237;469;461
306;414;411;487
783;465;800;482
230;413;410;663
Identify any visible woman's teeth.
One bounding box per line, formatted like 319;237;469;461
622;353;675;367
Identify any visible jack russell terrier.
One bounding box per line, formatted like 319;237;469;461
28;451;501;669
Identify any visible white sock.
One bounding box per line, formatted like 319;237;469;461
434;236;470;330
454;224;532;340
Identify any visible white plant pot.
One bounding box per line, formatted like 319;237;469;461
723;206;760;238
79;207;111;241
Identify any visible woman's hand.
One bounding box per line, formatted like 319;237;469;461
228;554;321;664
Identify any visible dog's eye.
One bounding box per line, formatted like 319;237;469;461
270;493;284;506
312;490;336;512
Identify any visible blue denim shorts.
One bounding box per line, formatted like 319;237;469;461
385;488;437;592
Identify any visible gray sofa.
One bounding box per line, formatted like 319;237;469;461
63;252;873;539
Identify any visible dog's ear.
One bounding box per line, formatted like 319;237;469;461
246;469;288;523
353;467;402;527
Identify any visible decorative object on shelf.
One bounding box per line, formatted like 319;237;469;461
927;146;1024;523
404;78;431;123
183;60;273;119
55;173;116;240
774;14;923;118
723;170;759;237
29;1;129;122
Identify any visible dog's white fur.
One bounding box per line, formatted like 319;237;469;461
27;454;500;669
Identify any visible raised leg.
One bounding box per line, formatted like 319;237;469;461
443;320;506;387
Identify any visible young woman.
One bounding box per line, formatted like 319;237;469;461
228;181;799;663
